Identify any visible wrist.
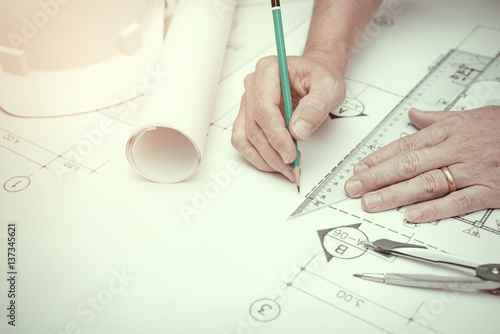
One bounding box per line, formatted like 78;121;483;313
302;46;348;77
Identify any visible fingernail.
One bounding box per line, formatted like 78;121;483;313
405;208;422;222
345;179;362;197
364;193;381;211
354;163;368;174
279;150;290;163
292;119;312;140
284;168;295;182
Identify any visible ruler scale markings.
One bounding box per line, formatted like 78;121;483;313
291;49;496;218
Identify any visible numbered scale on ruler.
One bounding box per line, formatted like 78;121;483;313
290;49;498;218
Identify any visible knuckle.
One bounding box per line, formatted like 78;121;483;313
429;126;447;144
451;192;474;213
257;148;284;172
383;185;402;205
267;155;283;170
245;122;260;144
397;135;420;153
261;66;281;85
255;56;276;72
424;202;441;220
230;129;245;152
243;73;254;89
366;152;385;166
396;152;420;177
253;101;272;122
320;74;336;89
264;133;282;150
266;129;284;146
417;172;441;195
230;135;239;150
364;167;383;188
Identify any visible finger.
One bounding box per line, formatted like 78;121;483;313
232;94;295;181
251;57;297;163
408;108;456;130
289;74;345;141
231;95;274;172
246;120;296;180
404;185;500;223
346;143;457;198
354;118;450;174
240;92;296;181
360;166;465;213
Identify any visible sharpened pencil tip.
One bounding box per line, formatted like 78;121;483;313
293;166;301;193
353;274;362;278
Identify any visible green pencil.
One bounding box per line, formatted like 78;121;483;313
271;0;301;192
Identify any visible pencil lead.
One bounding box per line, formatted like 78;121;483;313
353;274;362;278
293;166;301;193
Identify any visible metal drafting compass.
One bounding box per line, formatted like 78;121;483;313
355;239;500;295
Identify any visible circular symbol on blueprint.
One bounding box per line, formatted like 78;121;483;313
318;224;368;261
4;176;30;192
249;298;280;322
330;98;365;118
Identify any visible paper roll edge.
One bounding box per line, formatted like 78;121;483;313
126;124;202;183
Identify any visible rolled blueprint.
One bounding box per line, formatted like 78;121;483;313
126;0;235;183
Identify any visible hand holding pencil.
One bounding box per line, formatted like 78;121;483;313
271;0;301;192
231;0;349;189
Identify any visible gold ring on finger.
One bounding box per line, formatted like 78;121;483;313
440;166;457;193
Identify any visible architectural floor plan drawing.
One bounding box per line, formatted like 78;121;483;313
2;1;500;334
241;22;500;334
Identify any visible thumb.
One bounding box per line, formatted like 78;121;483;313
409;108;455;129
290;78;345;141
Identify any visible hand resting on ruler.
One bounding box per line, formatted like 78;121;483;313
345;107;500;223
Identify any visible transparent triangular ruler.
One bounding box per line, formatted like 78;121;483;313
290;48;500;219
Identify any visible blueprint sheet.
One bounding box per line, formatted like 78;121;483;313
1;0;500;333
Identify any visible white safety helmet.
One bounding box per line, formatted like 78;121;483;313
0;0;171;117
